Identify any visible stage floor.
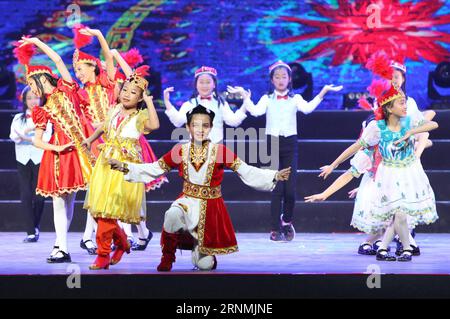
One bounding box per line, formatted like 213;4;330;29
0;232;449;275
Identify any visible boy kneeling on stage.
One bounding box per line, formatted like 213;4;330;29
109;105;291;271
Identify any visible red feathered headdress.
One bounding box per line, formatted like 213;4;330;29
120;48;144;69
73;24;93;49
367;78;390;100
13;35;36;65
13;36;57;80
72;24;99;69
365;51;393;80
357;96;373;111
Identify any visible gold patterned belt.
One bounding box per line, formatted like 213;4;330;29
183;181;222;199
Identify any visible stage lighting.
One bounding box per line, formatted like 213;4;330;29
343;92;370;109
428;61;450;109
288;62;313;101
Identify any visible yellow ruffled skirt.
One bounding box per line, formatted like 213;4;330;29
84;138;145;224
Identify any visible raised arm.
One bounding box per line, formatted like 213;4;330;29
164;89;192;127
296;84;343;114
394;120;438;146
111;49;133;78
79;28;115;81
20;37;72;83
227;86;268;117
142;94;160;133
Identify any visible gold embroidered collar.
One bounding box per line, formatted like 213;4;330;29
189;141;210;172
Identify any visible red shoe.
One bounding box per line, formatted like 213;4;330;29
110;241;131;265
157;230;178;272
89;255;110;270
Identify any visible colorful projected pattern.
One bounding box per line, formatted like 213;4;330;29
0;0;449;109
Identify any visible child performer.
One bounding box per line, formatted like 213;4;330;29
15;36;95;263
71;25;117;254
320;54;436;255
82;66;160;269
9;86;52;243
110;48;168;251
228;60;343;242
163;66;247;143
109;104;291;271
305;84;438;262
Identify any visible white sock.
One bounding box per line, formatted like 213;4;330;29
393;212;411;251
121;222;134;239
82;213;97;242
137;221;149;241
52;195;72;253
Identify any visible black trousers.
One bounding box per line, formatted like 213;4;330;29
17;160;46;235
267;135;298;230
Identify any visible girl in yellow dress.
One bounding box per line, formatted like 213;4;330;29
82;66;159;269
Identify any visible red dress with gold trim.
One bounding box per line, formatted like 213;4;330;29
124;142;277;255
32;79;95;197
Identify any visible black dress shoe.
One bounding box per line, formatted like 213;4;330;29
397;245;420;256
132;231;153;251
376;249;396;261
269;230;286;242
411;245;421;256
397;249;413;262
47;251;72;263
23;234;38;243
80;239;97;255
358;243;376;255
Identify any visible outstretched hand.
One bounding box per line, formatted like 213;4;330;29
143;92;154;104
226;85;251;99
304;193;327;203
108;159;126;171
53;142;74;153
18;36;40;47
78;27;101;37
323;84;344;93
276;167;291;181
318;165;334;179
394;131;412;145
348;188;359;199
163;87;175;101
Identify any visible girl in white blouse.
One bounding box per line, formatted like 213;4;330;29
228;60;343;242
9;86;52;242
163;66;247;143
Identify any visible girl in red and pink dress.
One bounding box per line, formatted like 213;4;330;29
15;36;96;263
72;26;167;251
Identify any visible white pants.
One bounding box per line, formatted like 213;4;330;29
164;206;215;270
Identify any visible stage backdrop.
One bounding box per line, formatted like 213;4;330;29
1;0;450;109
